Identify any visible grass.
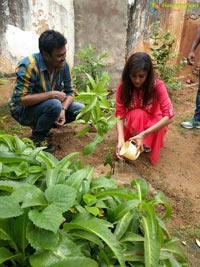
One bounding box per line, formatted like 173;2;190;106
172;224;200;267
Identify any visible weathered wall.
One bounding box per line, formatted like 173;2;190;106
0;0;74;73
0;0;199;86
126;0;189;56
73;0;127;88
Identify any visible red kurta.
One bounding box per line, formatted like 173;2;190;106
115;79;174;164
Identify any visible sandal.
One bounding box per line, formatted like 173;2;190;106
143;145;151;153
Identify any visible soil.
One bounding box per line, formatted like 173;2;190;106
1;19;200;267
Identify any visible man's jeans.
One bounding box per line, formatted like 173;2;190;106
11;99;84;139
194;70;200;121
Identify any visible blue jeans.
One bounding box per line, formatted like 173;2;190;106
11;99;84;139
194;70;200;121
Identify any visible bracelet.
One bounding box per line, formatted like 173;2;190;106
62;107;66;111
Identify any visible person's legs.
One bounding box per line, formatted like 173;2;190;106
19;99;62;139
11;99;62;152
194;81;200;121
181;71;200;129
65;101;84;123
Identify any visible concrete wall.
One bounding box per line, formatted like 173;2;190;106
0;0;74;73
73;0;127;88
0;0;199;87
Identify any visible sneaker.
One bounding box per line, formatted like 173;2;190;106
181;118;200;129
45;132;54;139
31;137;55;153
143;145;151;153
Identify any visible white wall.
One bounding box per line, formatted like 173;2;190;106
0;0;74;73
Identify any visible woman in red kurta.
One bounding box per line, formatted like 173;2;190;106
115;52;174;164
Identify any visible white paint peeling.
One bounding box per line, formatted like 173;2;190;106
128;0;135;6
1;0;74;72
30;0;74;66
5;25;39;59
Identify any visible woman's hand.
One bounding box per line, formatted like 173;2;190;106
129;133;145;153
116;140;125;160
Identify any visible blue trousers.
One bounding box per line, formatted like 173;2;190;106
194;70;200;121
11;99;84;139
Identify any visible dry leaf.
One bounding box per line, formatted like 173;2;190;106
195;239;200;247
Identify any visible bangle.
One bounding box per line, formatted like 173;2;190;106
62;107;66;111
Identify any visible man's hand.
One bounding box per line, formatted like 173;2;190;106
187;51;195;65
52;91;67;102
55;109;66;126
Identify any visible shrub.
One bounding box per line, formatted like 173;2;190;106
72;44;110;92
0;133;187;267
149;21;187;90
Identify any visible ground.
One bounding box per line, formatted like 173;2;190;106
1;20;200;267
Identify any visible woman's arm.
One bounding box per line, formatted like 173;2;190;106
116;118;126;159
129;116;173;152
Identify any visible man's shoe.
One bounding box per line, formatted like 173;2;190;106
31;137;55;153
45;132;54;139
181;118;200;129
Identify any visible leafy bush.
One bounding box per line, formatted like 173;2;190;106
0;133;187;267
72;44;110;92
74;73;118;155
149;21;186;90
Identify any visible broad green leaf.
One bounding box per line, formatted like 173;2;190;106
69;229;104;247
153;191;172;220
82;141;96;155
75;125;91;137
82;135;103;155
120;231;144;242
96;188;138;200
45;184;76;212
86;73;97;89
131;178;148;201
91;176;117;190
161;238;186;262
27;223;59;250
99;97;111;109
0;180;21;193
3;213;29;255
85;206;99;216
65;166;93;189
140;202;161;267
13;134;27;152
37;152;58;187
108;200;139;222
12;184;46;208
0;151;39;164
64;213;126;266
30;255;98;267
114;211;135;240
76;95;98;119
30;232;96;267
0;196;23;218
29;204;63;233
0;134;15;151
83;193;97;206
0;247;21;264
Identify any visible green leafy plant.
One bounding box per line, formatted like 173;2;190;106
149;21;187;90
72;44;110;92
74;73;118;155
0;133;187;266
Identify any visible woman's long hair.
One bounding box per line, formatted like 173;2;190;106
120;52;156;107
